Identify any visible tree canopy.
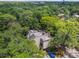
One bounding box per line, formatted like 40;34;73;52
0;2;79;58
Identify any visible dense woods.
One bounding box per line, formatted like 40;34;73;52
0;2;79;58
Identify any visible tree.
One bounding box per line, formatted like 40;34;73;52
0;14;16;31
50;20;79;48
0;22;45;58
40;16;60;36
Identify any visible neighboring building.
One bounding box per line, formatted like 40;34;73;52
58;13;69;20
31;2;45;5
73;13;79;18
58;13;65;20
58;14;64;17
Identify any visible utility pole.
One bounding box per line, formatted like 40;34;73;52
63;0;65;4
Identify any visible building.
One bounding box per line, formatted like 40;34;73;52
58;13;65;20
27;30;51;49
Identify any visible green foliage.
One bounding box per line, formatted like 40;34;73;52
0;14;16;31
0;2;79;58
50;20;79;48
0;22;45;58
40;16;61;36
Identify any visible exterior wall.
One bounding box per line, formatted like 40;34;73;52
43;40;50;49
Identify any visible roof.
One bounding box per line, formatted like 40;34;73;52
58;14;64;17
27;30;51;49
